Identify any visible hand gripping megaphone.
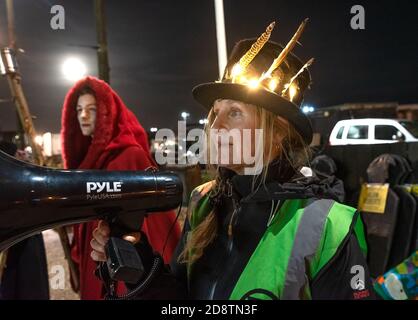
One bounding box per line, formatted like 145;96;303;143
0;149;183;287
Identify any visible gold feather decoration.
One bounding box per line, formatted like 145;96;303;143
282;57;315;95
230;21;276;78
260;18;309;81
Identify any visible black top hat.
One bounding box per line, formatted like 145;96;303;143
192;20;314;144
0;140;17;156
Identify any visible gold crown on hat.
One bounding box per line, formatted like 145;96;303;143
223;18;314;103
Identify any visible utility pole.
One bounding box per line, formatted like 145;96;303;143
214;0;228;79
4;0;43;165
5;0;24;149
6;0;16;49
94;0;110;83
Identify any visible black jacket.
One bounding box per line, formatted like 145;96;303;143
126;164;375;300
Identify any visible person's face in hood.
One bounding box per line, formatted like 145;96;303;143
76;94;97;136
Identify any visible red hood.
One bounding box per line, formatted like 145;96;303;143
61;76;152;169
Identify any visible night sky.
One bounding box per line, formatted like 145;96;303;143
0;0;417;133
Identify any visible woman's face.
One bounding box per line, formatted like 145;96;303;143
77;94;97;136
210;99;259;173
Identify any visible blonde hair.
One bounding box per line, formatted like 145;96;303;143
178;103;312;265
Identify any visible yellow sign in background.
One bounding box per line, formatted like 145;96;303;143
411;185;418;196
358;183;389;214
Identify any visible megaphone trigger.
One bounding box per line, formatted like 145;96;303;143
105;211;145;238
99;211;146;285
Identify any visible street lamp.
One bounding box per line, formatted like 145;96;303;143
302;105;315;114
62;57;87;81
181;112;190;120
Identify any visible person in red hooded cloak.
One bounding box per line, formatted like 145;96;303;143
61;76;181;299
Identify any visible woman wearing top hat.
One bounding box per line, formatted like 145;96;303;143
90;20;375;300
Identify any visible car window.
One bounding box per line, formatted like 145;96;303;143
347;125;368;139
336;126;344;139
375;125;403;140
399;121;418;138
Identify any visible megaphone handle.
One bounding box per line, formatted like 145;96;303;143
106;211;145;238
100;212;146;288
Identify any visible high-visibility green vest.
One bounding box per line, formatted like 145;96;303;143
187;181;368;300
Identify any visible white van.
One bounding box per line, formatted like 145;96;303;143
329;118;418;145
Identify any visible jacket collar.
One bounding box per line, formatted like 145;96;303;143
215;158;345;204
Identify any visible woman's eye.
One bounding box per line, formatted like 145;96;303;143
229;109;242;117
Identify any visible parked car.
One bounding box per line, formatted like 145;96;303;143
329;118;418;145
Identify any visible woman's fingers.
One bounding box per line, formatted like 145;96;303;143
91;220;141;263
90;237;106;253
91;220;109;261
90;249;106;262
92;227;109;247
98;220;110;236
93;220;110;246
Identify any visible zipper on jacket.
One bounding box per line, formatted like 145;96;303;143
208;221;236;299
208;187;239;299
